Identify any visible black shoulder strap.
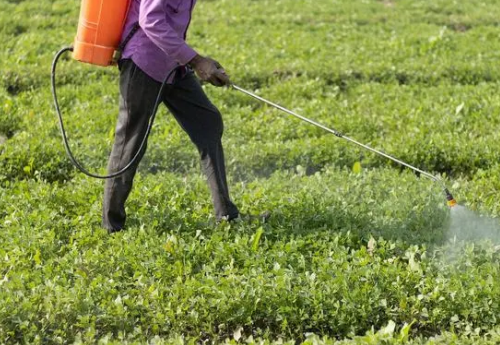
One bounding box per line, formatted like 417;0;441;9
112;22;140;63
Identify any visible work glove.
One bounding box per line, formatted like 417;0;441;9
189;55;230;87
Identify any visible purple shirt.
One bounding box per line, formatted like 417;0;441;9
121;0;198;82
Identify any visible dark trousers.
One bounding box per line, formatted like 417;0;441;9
102;59;239;231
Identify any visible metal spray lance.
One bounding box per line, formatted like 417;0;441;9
231;84;458;208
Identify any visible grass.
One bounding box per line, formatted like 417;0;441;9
1;0;500;343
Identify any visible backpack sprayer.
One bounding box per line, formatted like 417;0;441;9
51;0;178;179
51;0;457;207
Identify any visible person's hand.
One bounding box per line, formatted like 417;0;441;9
189;55;230;87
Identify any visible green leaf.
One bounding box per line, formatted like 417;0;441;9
252;227;264;251
33;250;41;265
353;161;362;174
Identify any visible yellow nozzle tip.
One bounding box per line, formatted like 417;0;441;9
447;199;457;207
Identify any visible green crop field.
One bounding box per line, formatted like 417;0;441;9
2;0;500;343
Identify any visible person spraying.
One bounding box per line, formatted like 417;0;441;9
52;1;455;233
102;0;239;232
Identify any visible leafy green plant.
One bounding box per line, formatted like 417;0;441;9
1;0;500;343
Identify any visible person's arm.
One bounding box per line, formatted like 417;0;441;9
139;0;197;65
139;0;230;86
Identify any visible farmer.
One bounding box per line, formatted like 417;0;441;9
102;0;240;232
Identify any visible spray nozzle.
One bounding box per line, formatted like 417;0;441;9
444;188;457;208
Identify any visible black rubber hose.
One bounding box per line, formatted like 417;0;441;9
51;46;176;179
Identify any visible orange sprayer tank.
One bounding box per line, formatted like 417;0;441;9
72;0;132;66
